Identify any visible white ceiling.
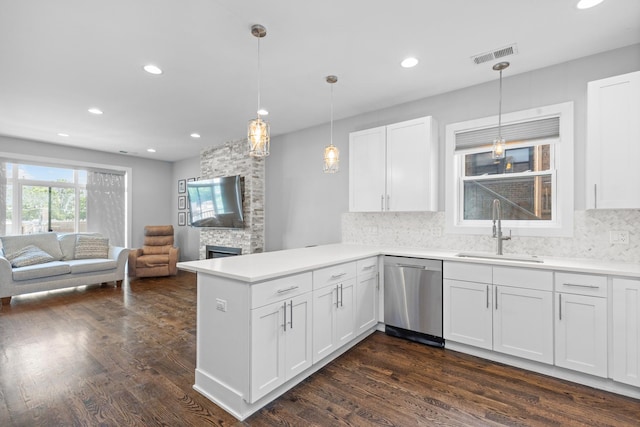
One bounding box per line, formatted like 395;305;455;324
1;0;639;162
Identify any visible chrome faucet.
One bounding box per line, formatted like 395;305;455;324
492;199;511;255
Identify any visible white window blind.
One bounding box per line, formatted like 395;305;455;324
455;117;560;152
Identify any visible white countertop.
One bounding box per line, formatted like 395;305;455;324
177;243;640;283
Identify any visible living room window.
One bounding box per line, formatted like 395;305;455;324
2;161;126;246
445;102;574;237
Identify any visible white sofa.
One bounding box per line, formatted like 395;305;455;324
0;232;129;306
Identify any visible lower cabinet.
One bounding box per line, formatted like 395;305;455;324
554;272;608;378
443;262;554;365
493;285;553;364
443;278;493;349
612;277;640;387
250;281;313;402
355;257;379;335
312;273;356;364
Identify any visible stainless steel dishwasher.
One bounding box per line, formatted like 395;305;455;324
384;256;444;347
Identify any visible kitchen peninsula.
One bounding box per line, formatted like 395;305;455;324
178;243;640;420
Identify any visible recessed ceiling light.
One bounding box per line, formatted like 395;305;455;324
143;64;163;75
257;108;269;116
190;133;201;138
577;0;604;9
88;107;103;115
147;148;156;153
57;133;69;137
401;57;419;68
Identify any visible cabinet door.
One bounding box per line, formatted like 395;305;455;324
335;279;356;348
587;71;640;209
250;301;285;402
612;278;640;387
284;294;313;380
312;285;337;363
443;279;493;350
555;293;607;377
349;126;386;212
355;272;378;335
386;117;437;211
493;286;553;364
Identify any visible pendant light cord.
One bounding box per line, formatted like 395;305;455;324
330;83;334;146
257;36;261;117
498;68;503;139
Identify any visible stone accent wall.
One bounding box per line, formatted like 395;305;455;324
199;139;264;258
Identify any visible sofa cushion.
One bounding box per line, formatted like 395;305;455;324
6;245;55;268
58;232;102;260
1;232;63;261
75;235;109;259
66;259;117;274
12;261;71;281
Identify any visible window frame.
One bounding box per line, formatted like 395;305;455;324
445;102;574;237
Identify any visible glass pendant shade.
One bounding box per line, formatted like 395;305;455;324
323;144;339;173
492;137;506;159
248;117;270;157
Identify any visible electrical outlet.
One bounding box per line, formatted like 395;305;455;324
216;298;227;312
610;231;629;245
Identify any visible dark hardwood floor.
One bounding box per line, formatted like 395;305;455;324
0;271;638;426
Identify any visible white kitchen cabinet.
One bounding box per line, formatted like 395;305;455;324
355;257;379;335
492;267;554;364
493;285;553;364
443;278;493;349
586;70;640;209
444;262;553;364
250;292;312;401
349;116;438;212
554;272;608;377
250;275;313;402
312;263;357;363
612;277;640;387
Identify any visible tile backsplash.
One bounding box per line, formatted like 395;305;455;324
342;210;640;263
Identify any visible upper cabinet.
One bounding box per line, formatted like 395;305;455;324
586;71;640;209
349;116;438;212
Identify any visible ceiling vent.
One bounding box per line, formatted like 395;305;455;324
471;43;518;65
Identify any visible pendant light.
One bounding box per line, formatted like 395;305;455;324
248;24;270;158
492;61;509;160
323;75;339;173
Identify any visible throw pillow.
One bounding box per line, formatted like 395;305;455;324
75;235;109;259
6;245;55;268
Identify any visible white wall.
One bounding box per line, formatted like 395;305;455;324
0;135;173;249
172;156;201;261
265;44;640;251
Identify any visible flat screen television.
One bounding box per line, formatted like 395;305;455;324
186;175;244;228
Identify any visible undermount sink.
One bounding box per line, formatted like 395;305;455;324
455;252;544;263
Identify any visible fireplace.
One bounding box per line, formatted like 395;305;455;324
206;245;242;259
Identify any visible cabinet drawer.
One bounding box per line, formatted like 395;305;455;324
356;257;378;276
313;262;357;290
443;261;492;283
493;267;553;292
555;272;607;297
251;272;312;309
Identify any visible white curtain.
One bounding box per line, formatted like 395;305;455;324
87;171;125;247
0;162;6;236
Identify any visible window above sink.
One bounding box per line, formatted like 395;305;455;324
445;102;574;237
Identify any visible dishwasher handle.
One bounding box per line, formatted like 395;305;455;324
395;263;427;270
